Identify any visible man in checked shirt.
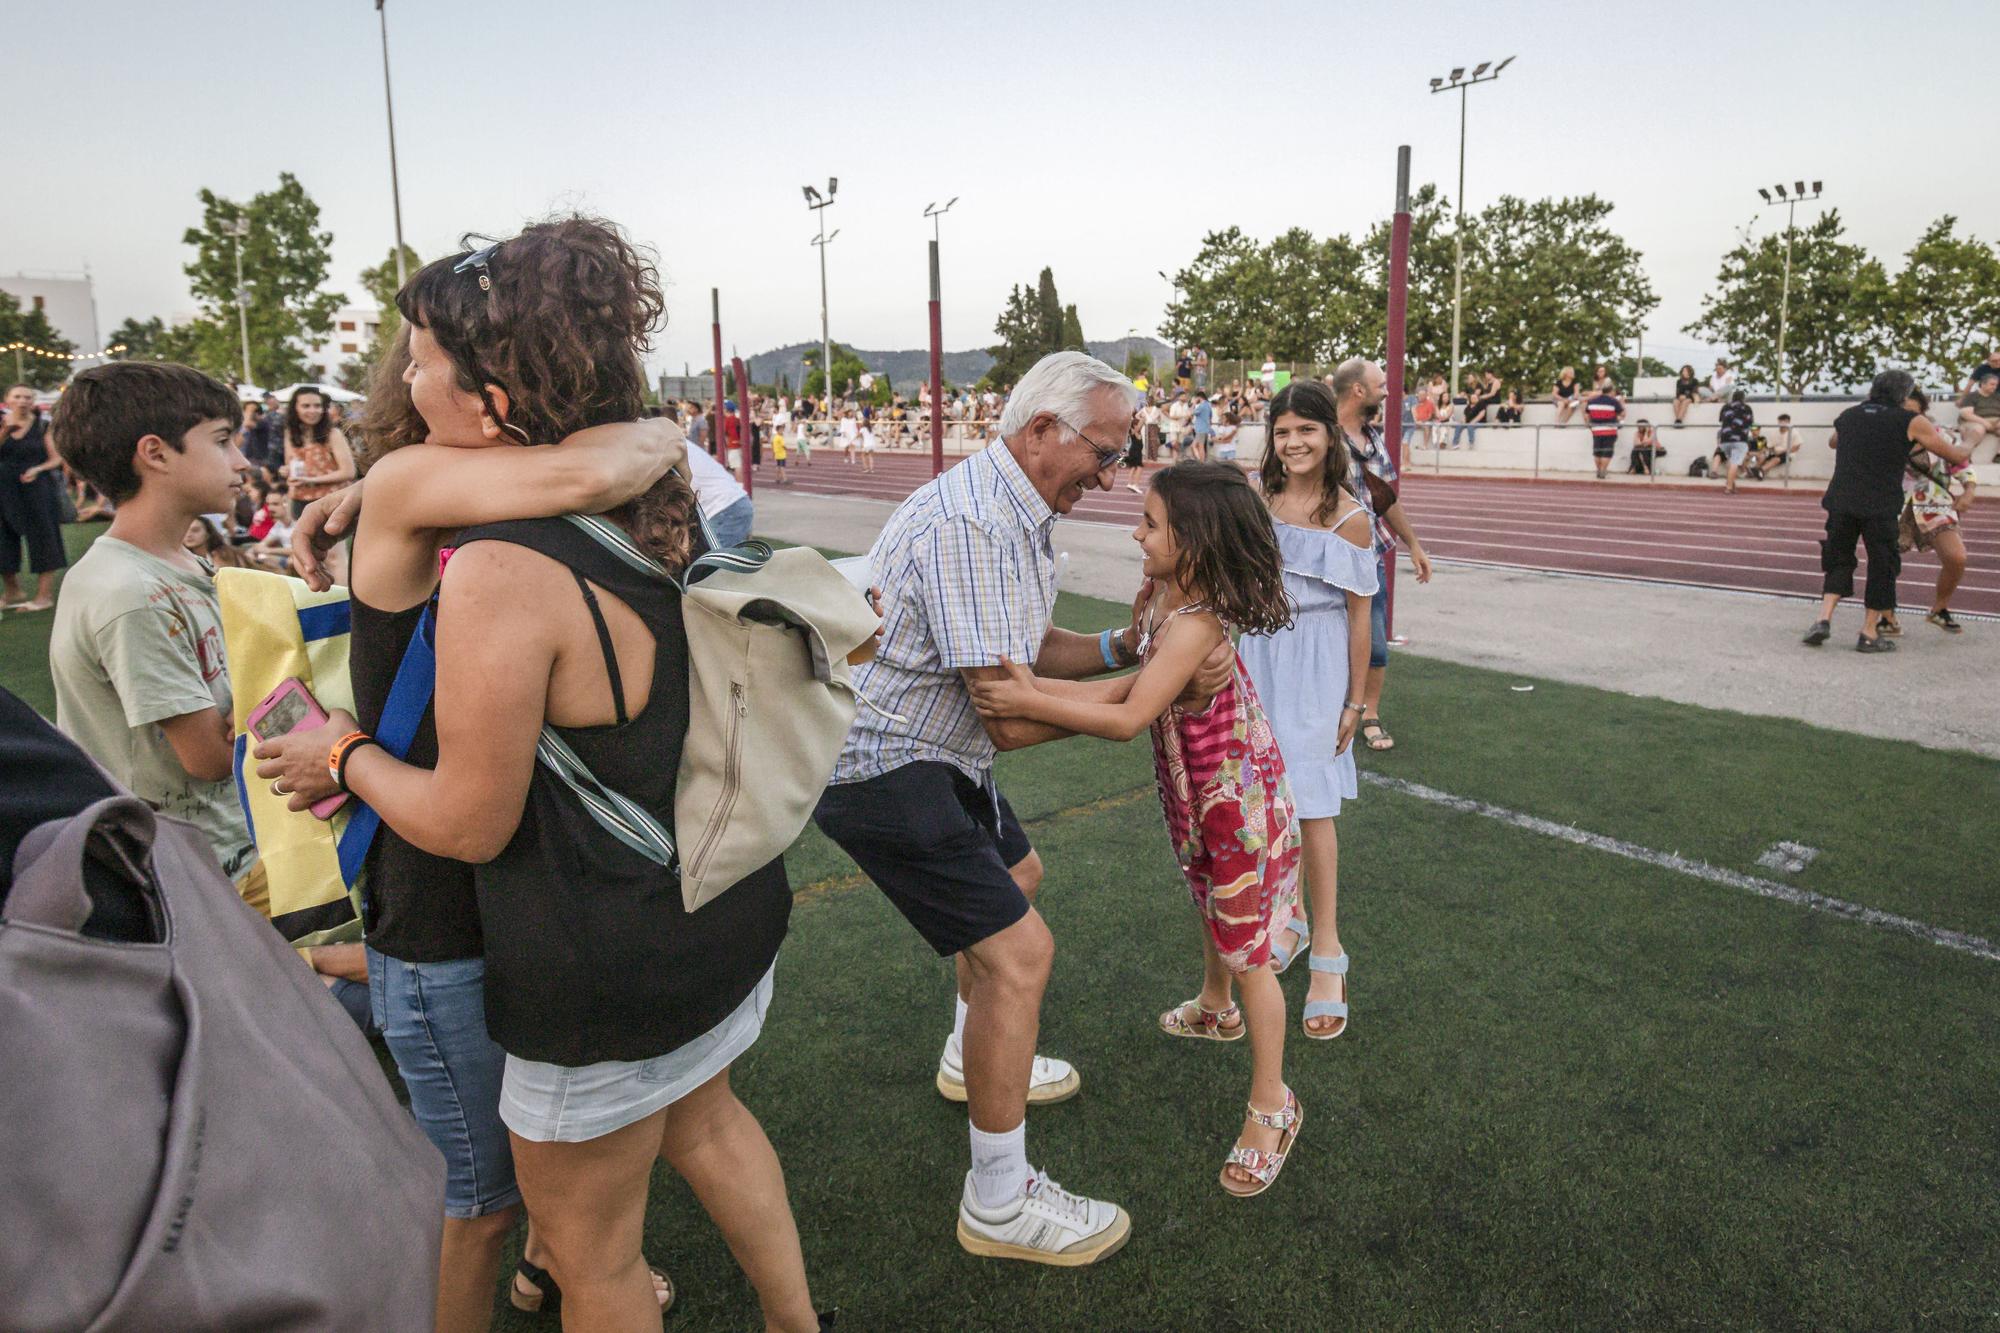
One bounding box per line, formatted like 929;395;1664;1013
813;352;1229;1270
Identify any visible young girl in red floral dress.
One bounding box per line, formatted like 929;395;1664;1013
969;462;1303;1197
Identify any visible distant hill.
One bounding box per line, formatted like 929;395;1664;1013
745;335;1173;394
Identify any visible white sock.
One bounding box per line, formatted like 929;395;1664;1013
952;994;969;1049
968;1120;1029;1210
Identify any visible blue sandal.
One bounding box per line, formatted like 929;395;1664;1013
1270;917;1310;975
1302;953;1349;1040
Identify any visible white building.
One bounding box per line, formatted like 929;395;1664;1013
305;304;383;381
0;271;103;356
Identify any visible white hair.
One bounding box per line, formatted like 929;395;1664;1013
998;351;1138;439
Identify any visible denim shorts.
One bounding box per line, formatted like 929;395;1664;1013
1718;440;1748;465
710;495;755;548
368;949;521;1219
1369;553;1390;669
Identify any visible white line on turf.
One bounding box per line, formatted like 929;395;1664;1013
1358;772;2000;963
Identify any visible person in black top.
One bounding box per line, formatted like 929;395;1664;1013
1551;365;1582;424
1713;390;1755;493
1803;368;1970;651
262;218;826;1331
273;332;686;1324
1673;364;1700;424
0;386;68;611
1495;389;1524;424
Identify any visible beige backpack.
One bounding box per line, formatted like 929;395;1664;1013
549;512;881;910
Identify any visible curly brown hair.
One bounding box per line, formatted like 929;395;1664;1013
395;215;694;571
1149;463;1292;636
353;323;426;474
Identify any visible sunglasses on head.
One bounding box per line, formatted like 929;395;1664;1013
453;243;499;291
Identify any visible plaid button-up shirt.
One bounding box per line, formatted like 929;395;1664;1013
831;444;1057;785
1346;423;1398;555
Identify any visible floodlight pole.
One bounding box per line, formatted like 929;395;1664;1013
1760;183;1821;400
227;216;254;385
805;181;837;408
376;0;408;289
1431;60;1510;411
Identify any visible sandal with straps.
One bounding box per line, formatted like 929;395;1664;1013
1220;1086;1303;1198
1360;718;1395;751
511;1257;676;1317
1303;952;1349;1040
1269;915;1309;975
1159;997;1245;1042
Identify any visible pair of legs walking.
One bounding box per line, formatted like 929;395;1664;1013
510;1068;817;1332
1808;508;1900;648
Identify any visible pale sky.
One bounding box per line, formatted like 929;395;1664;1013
13;0;1992;379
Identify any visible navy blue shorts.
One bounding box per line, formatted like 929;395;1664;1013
814;761;1033;957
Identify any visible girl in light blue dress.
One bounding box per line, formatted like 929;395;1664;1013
1239;380;1378;1040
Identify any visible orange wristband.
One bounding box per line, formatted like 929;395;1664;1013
327;731;374;791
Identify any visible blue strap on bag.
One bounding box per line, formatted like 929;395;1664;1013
336;603;439;887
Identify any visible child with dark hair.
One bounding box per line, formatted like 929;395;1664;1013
968;462;1307;1198
48;363;260;891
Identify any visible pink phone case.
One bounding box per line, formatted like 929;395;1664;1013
246;677;349;819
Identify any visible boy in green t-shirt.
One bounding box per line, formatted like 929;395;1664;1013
48;363;256;883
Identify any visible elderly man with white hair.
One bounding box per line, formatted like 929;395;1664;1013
813;351;1226;1267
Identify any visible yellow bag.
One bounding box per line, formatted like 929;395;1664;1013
215;568;365;948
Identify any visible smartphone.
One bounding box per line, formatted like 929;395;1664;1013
246;677;347;819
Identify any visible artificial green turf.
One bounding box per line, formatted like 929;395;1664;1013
10;531;1995;1327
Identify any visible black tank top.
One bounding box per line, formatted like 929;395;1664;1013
1824;402;1916;519
348;574;483;962
453;518;790;1066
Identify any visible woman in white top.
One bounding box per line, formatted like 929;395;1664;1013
838;412;859;464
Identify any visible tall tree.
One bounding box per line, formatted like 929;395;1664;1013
106;315;166;361
172;172;345;385
1684;210;1888;394
1059;303;1086;352
1463;194;1658;392
0;292;78;390
1360;184;1457;383
1881;216;2000;389
988;267;1082;385
1034;268;1064;355
801;342;869;398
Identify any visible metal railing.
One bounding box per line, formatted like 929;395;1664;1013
1392;419;1834;486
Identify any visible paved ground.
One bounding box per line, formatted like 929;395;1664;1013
761;451;2000;618
751;485;2000;758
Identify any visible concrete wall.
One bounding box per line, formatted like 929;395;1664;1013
1237;396;1996;486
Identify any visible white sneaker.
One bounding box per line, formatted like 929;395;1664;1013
956;1170;1131;1267
936;1033;1080;1105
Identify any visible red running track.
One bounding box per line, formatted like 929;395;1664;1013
759;451;2000;619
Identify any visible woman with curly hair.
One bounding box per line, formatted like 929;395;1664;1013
261;218;795;1329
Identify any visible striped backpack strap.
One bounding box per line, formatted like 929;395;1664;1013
534;726;678;870
560;510;771;588
532;509;770;872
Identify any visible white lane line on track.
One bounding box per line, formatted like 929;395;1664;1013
1358;772;2000;964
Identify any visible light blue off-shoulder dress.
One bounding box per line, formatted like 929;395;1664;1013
1238;513;1379;819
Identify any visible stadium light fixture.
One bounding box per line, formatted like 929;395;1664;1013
1429;56;1514;420
804;181;839;407
802;184;819;204
828;177;838;196
1757;178;1828;403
